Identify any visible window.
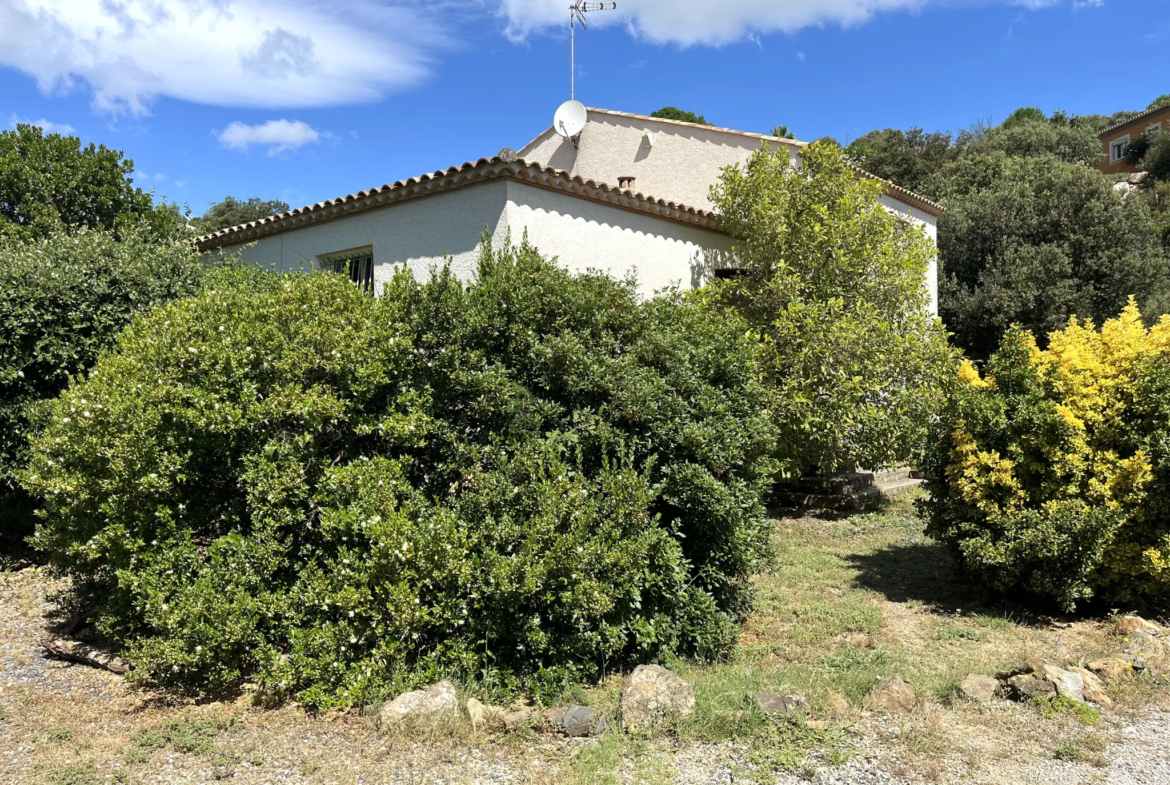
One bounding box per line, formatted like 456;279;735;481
1111;135;1131;163
318;247;374;294
1148;122;1163;137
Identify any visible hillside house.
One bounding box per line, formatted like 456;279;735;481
1099;105;1170;175
197;108;944;312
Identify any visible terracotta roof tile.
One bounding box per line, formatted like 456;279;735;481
1098;104;1170;138
195;157;722;251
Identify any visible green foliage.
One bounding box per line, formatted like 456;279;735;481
932;152;1170;359
1001;107;1047;128
1142;131;1170;183
132;715;236;754
0;124;174;242
769;125;795;140
1032;695;1101;725
650;107;709;125
845;127;959;193
0;227;210;548
193;196;291;234
922;304;1170;609
24;239;777;707
707;140;957;477
1149;94;1170;111
973;113;1101;165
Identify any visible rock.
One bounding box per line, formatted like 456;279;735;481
1007;674;1058;701
1069;667;1112;708
1116;616;1162;637
958;674;999;703
826;693;851;717
546;705;604;737
863;676;917;714
378;680;459;728
1120;629;1165;670
1088;657;1134;683
466;698;506;732
620;664;696;731
1034;664;1085;702
502;708;536;732
752;694;810;718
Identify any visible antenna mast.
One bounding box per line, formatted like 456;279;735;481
570;1;616;101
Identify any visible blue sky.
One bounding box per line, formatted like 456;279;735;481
2;0;1166;217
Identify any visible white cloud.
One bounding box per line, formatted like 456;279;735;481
216;119;321;155
0;0;442;115
8;113;75;134
499;0;935;46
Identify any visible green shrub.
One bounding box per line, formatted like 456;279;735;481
922;301;1170;610
24;239;777;707
0;227;209;549
707;140;957;478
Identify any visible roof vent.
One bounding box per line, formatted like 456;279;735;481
618;176;636;190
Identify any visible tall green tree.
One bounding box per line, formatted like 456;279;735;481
845;127;958;194
0;227;212;552
0;124;164;241
931;152;1170;359
708;141;956;477
194;196;291;234
650;106;710;125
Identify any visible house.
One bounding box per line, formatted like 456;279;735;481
1099;105;1170;175
197;108;943;312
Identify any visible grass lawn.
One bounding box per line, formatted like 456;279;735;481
549;490;1168;783
2;489;1167;785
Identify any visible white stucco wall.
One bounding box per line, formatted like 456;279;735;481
214;180;511;292
500;181;735;294
212;178;734;297
521;112;799;211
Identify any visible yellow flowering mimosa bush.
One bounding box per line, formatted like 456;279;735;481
922;299;1170;610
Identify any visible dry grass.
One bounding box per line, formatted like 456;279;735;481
2;490;1168;784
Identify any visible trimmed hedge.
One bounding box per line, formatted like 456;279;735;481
24;239;778;706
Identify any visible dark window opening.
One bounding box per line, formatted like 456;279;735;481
322;251;375;294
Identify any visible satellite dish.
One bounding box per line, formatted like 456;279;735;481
554;100;587;138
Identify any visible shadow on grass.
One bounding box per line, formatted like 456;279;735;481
845;541;1022;621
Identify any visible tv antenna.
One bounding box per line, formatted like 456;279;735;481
570;1;616;101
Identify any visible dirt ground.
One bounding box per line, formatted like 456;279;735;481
4;494;1170;785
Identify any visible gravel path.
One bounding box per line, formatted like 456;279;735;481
4;566;1170;784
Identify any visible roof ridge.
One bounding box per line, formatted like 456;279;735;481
1098;104;1170;138
585;107;807;147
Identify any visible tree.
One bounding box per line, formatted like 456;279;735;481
1000;106;1047;129
0;124;160;241
1141;131;1170;183
194;196;291;234
845;127;958;194
650;106;710;125
973;113;1101;165
1149;94;1170;111
0;226;212;552
770;124;795;139
931;152;1170;359
708;141;957;478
